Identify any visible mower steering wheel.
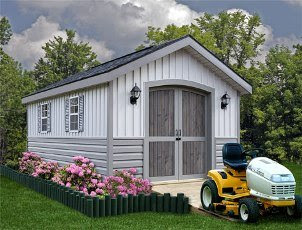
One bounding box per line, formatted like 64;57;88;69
243;148;264;159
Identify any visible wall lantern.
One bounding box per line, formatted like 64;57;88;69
221;93;231;109
130;83;141;105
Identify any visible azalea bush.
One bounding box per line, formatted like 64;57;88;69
19;152;42;174
17;152;152;198
103;168;152;197
52;156;104;197
32;161;59;180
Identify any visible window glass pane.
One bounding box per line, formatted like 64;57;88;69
42;104;48;117
70;115;78;131
42;118;47;131
70;105;78;114
70;98;78;106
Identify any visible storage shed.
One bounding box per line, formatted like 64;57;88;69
22;35;252;182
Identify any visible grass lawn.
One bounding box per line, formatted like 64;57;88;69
0;162;301;230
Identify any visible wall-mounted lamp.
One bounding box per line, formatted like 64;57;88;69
221;93;231;109
130;83;141;105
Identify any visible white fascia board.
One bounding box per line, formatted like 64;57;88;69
22;37;252;104
188;41;252;94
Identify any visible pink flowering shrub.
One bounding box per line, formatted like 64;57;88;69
18;152;152;198
19;152;42;174
32;161;59;180
103;168;152;197
52;156;104;197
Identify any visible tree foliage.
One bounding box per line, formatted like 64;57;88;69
0;49;35;162
138;11;265;69
241;45;302;162
0;17;12;46
33;29;100;89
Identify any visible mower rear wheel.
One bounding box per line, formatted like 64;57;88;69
239;198;259;223
200;180;221;210
287;195;302;218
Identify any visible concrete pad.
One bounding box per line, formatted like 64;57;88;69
152;179;205;209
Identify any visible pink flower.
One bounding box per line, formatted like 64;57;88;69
129;168;137;174
96;188;103;194
91;179;98;184
97;182;105;188
79;171;84;177
90;191;96;197
89;162;94;167
66;182;71;187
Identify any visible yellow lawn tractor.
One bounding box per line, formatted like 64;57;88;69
200;143;302;222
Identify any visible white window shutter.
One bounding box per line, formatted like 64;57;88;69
79;95;84;132
65;98;69;132
47;102;51;132
37;104;41;133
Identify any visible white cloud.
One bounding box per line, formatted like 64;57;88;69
3;16;113;69
6;1;301;69
17;0;201;57
282;0;302;7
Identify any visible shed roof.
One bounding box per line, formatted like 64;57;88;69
22;35;252;104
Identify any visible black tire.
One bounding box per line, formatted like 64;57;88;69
200;180;221;210
287;195;302;218
238;198;259;223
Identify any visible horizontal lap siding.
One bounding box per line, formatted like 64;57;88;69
112;48;239;139
27;84;107;137
28;137;108;175
215;138;238;169
112;138;144;177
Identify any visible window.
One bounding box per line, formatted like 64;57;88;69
69;96;79;131
41;103;48;132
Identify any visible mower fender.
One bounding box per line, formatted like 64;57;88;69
208;170;225;197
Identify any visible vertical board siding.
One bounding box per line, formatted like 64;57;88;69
113;48;239;138
112;138;144;177
27;84;107;137
27;137;108;175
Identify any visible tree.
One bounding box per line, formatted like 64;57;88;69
240;45;302;162
0;50;35;162
33;29;100;89
138;11;265;69
0;17;12;46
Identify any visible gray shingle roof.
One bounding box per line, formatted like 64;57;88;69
30;35;191;96
29;34;250;97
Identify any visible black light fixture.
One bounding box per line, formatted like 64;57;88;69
130;83;141;105
221;93;231;109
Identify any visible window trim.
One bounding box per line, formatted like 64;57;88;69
69;96;79;132
40;102;48;133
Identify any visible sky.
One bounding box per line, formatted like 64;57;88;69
1;0;301;70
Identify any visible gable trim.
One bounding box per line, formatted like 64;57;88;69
22;37;252;104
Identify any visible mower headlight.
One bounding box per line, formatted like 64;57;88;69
270;174;295;183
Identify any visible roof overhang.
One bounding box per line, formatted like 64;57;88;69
22;36;252;104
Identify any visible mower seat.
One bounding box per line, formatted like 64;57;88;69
222;143;248;170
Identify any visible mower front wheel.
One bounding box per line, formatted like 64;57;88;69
200;180;221;211
286;195;302;218
239;198;259;223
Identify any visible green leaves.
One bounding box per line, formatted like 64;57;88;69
0;17;12;46
32;29;100;89
139;11;265;69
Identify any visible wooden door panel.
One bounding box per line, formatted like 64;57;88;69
182;91;205;137
149;142;175;177
149;89;174;137
182;141;205;175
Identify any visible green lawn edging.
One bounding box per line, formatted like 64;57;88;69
0;165;190;217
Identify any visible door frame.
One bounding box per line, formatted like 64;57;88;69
143;79;215;181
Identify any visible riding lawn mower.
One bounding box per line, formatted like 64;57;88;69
200;143;302;222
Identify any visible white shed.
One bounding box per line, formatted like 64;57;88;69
22;35;252;182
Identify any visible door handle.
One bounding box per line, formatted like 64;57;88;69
176;129;181;141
